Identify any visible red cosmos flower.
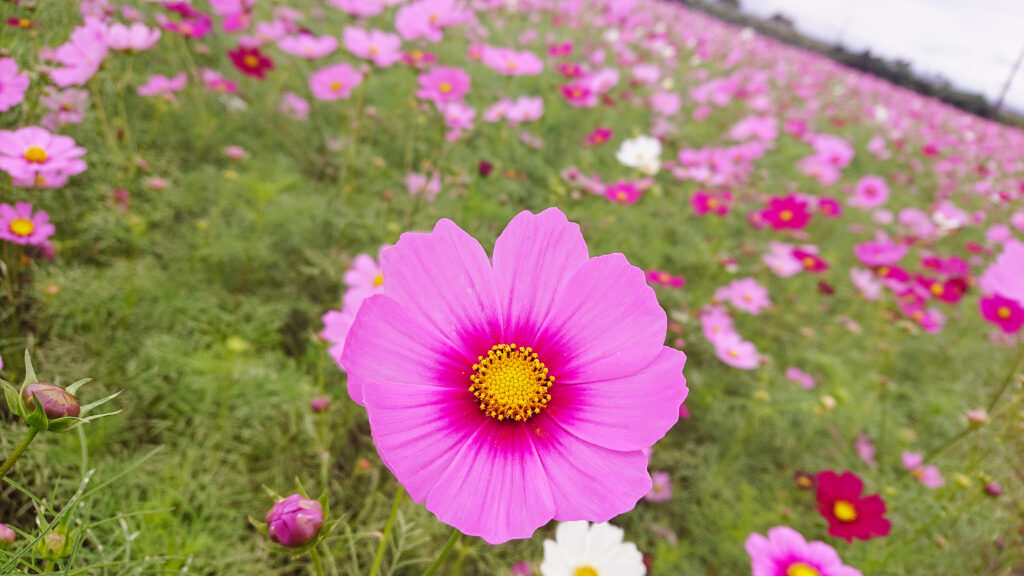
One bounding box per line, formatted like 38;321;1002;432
6;17;35;29
761;195;811;230
793;249;828;272
229;46;274;79
816;470;891;542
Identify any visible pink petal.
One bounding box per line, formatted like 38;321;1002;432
547;346;686;451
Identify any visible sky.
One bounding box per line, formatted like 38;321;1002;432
739;0;1024;112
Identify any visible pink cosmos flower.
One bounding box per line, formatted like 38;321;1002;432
761;195;811;230
0;58;30;112
0;202;55;246
200;68;238;94
854;240;907;268
818;197;843;218
137;73;187;100
548;41;573;57
344;252;386;310
440;101;475;141
416;67;470;106
700;305;734;345
855;433;876;467
310;63;364;100
714;332;759;370
343;27;403;67
902;452;944;489
718;277;771;315
604;181;641;204
278;91;310;120
691;189;732;216
585;127;612;146
106;22;161;51
406;171;442;202
49;18;109;87
763;242;802;277
646;270;684;288
979;240;1024;307
265;494;324;548
321;309;357;371
482;47;544;76
785;367;816;389
0;126;87;188
850;175;889;209
40;88;90;130
560;83;596;107
278;34;338;59
340;208;688;544
329;0;386;17
980;294;1024;333
850;268;882;301
505;97;544;124
157;3;213;39
395;0;469;43
746;526;863;576
793;249;828;273
645;471;673;502
650;91;681;116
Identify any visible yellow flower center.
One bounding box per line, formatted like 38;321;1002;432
369;45;379;55
787;563;820;576
470;344;553;422
707;198;718;208
797;476;813;488
9;218;34;237
877;266;889;277
779;209;793;221
506;60;517;70
616;191;628;202
997;306;1011;319
429;13;439;25
930;283;944;296
659;272;671;283
439;82;453;94
373;273;384;287
18;18;31;28
571;89;582;98
243;54;260;68
574;567;599;576
330;81;343;92
833;500;858;522
803;257;816;268
23;146;48;163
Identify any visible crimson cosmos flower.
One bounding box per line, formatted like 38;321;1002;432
815;471;891;542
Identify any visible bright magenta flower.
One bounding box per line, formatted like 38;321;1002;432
341;208;687;543
761;195;811;230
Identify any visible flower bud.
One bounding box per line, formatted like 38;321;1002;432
23;383;80;419
310;396;330;413
35;529;72;560
265;494;324;548
985;482;1003;497
0;523;15;548
966;409;989;425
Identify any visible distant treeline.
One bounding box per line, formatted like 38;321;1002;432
675;0;1024;127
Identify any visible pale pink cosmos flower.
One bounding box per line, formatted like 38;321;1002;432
785;367;816;389
645;471;673;502
902;452;944;489
854;240;907;268
746;526;863;576
328;0;386;17
1011;211;1024;232
855;434;876;467
200;68;238;94
321;309;356;372
48;18;109;87
849;175;889;209
40;87;89;130
850;268;882;301
394;0;470;43
718;277;771;315
0;202;56;246
481;47;544;76
440;101;475;141
310;63;364;100
0;58;30;112
340;208;687;543
137;73;187;100
763;241;802;277
405;171;442;202
416;67;470;106
504;96;543;124
344;251;386;309
714;332;760;370
106;22;161;51
224;145;247;160
278;91;310;120
700;305;734;345
278;34;338;59
979;240;1024;307
343;27;403;67
650;91;680;116
0;126;87;188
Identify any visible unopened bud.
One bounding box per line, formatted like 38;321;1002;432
23;383;80;419
265;494;324;548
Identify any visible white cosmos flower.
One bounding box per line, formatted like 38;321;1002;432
616;135;662;176
540;521;646;576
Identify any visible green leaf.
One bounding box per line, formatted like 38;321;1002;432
78;388;123;414
65;378;92;396
24;394;49;431
21;349;37;387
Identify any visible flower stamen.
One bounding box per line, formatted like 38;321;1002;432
470;344;553;422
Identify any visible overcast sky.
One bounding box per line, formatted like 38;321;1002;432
739;0;1024;112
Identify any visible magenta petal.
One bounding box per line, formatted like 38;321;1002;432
380;218;501;364
342;295;468;405
539;253;667;382
531;414;652;521
548;346;687;451
492;208;589;345
424;420;556;544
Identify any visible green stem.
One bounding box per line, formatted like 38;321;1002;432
986;347;1024;413
310;546;325;576
368;486;405;576
422;528;460;576
0;427;39;480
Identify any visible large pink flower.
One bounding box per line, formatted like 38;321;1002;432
746;526;863;576
0;202;55;246
0;126;87;188
0;58;30;112
341;208;687;544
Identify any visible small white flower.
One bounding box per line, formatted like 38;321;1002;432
616;135;662;176
540;521;646;576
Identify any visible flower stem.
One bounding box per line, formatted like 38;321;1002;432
368;486;405;576
0;427;39;480
310;545;325;576
422;528;460;576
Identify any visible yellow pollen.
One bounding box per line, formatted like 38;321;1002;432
369;45;379;55
34;175;46;186
571;89;582;98
429;13;439;25
616;191;628;201
373;273;384;287
997;306;1011;319
180;22;193;34
877;267;889;277
18;18;31;28
787;563;821;576
574;567;599;576
930;283;943;296
243;54;260;68
439;82;453;94
911;310;924;321
411;49;424;60
833;500;858;522
506;60;517;70
779;209;793;221
707;198;718;208
330;81;343;92
803;257;816;268
728;349;739;359
797;476;813;488
9;218;34;237
470;344;553;422
23;146;48;163
659;272;671;283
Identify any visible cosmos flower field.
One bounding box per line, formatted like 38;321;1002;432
1;0;1024;574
